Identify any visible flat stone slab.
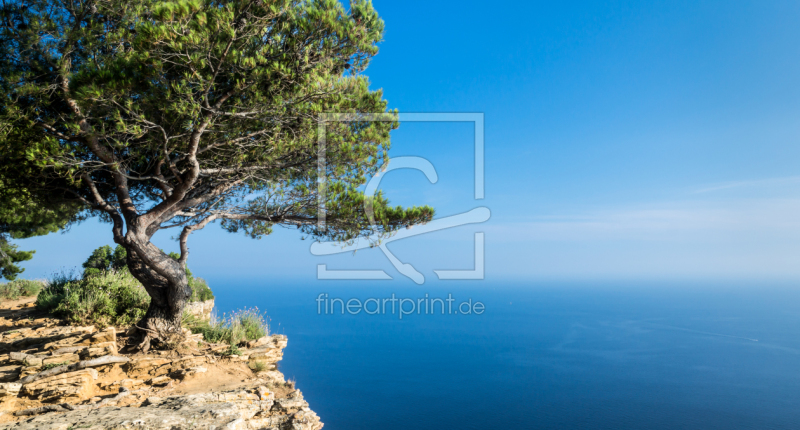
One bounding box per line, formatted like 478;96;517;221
0;388;322;430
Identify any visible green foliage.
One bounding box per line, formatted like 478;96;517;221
78;246;213;301
0;186;81;240
224;344;243;356
189;277;214;302
167;252;214;301
0;183;82;281
36;271;150;328
0;0;432;322
0;0;433;253
82;245;128;278
183;307;268;347
0;279;44;301
33;272;72;312
0;240;34;281
249;360;267;372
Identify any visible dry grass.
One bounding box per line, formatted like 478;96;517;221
183;307;269;347
249;360;267;372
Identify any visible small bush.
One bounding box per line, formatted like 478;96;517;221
225;344;243;356
34;272;71;311
81;247;213;303
35;247;215;329
249;360;267;372
36;271;150;328
18;279;43;296
183;307;268;347
176;253;214;302
238;308;269;341
0;279;44;300
189;276;214;302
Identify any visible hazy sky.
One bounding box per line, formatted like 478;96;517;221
15;0;800;284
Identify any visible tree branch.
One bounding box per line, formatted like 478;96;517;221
178;214;220;265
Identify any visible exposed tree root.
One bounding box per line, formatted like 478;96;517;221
14;404;70;416
18;355;130;385
125;324;187;354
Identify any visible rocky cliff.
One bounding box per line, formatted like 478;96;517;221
0;298;323;429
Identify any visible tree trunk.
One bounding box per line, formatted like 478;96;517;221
124;242;191;350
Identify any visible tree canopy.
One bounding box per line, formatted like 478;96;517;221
0;0;431;246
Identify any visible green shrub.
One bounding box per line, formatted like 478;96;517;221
0;279;44;300
188;276;214;302
34;272;71;311
36;271;150;328
19;280;42;296
249;360;267;372
0;284;22;301
80;247;213;302
238;308;269;341
225;344;243;356
183;307;268;347
82;245;127;278
166;252;214;302
35;246;214;328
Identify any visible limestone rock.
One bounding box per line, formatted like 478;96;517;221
256;370;285;384
14;326;95;352
0;366;21;383
246;346;283;365
17;367;39;380
246;336;270;348
275;396;306;410
125;357;172;378
0;386;322;430
143;396;162;406
41;354;79;367
88;328;115;345
166;355;207;372
0;383;21;397
0;300;323;430
77;342;117;360
99;378;144;391
7;353;41;368
271;334;288;349
169;366;207;380
147;375;172;386
21;369;98;402
1;332;24;341
184;299;215;321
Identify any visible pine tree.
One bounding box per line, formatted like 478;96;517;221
0;0;432;349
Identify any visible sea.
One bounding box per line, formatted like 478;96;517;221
210;280;800;430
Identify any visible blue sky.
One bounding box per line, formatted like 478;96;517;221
15;0;800;283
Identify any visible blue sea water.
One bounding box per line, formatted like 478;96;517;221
210;281;800;429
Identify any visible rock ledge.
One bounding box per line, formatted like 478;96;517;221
0;299;322;430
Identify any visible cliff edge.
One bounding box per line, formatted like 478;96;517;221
0;297;322;429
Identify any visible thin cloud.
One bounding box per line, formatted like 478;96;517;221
692;176;800;194
487;198;800;242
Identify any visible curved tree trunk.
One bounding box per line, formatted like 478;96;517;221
124;243;191;350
